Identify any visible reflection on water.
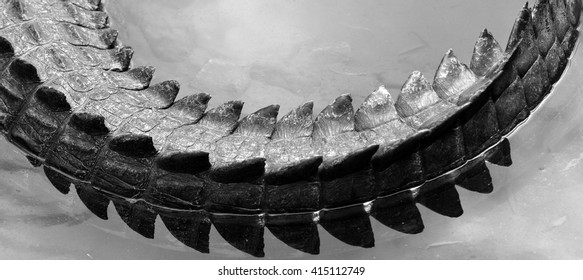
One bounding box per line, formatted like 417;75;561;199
0;0;582;259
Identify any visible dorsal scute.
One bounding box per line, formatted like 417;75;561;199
507;3;534;52
272;102;314;140
470;29;504;77
167;92;211;124
532;0;557;56
506;3;539;77
433;49;477;102
395;71;441;118
198;100;243;134
354;86;399;131
142;80;180;109
110;46;134;71
313;94;355;140
550;0;571;40
235;104;280;138
107;65;155;90
565;0;581;26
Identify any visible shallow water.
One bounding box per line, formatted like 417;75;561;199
0;0;582;259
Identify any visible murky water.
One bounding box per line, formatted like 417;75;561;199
0;0;582;259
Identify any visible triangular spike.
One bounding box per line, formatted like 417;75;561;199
265;156;322;185
371;192;424;234
319;205;375;248
156;150;211;175
159;210;211;253
212;215;265;258
110;46;133;71
485;138;512;166
455;161;494;193
108;66;155;90
354;86;399;131
565;0;581;26
506;3;539;77
35;87;71;112
268;224;320;255
129;66;156;87
198;101;243;134
62;3;108;29
75;184;110;220
267;214;319;255
168;93;211;124
96;28;119;49
562;26;579;57
550;0;571;40
113;201;157;239
76;4;109;28
108;134;157;158
522;55;551;108
416;183;464;218
507;3;533;51
546;38;568;83
143;80;180;109
313;94;354;139
433;49;478;101
470;29;505;77
395;71;440;117
69;112;109;136
272;101;313;140
89;16;110;29
532;0;558;56
43;166;71;194
235;105;279;138
210;157;266;183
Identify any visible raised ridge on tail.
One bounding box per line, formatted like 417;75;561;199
0;0;580;257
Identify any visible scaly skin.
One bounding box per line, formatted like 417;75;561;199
0;0;580;256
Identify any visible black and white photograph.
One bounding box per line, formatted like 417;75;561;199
0;0;581;277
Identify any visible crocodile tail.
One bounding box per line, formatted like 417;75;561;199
0;0;580;257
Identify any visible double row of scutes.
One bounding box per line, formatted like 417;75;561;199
103;0;580;256
0;0;184;239
0;0;580;257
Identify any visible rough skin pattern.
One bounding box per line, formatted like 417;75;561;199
0;0;580;256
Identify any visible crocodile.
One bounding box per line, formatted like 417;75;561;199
0;0;580;257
